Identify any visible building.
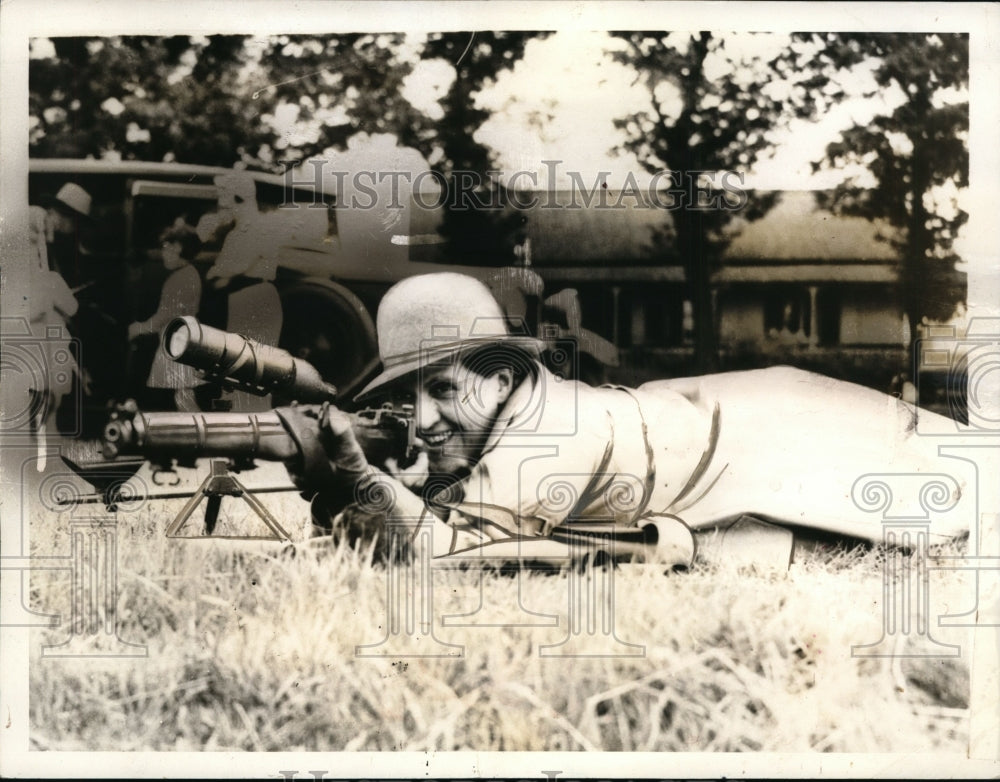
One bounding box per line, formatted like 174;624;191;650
407;188;958;392
712;191;911;390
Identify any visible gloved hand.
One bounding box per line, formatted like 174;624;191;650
275;403;373;501
316;403;370;479
274;403;338;499
384;451;429;489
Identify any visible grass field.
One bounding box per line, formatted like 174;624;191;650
25;459;974;753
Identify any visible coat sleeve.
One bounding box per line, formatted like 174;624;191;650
437;412;616;539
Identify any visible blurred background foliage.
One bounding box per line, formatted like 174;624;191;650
29;31;968;326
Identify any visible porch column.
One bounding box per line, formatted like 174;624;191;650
808;285;819;348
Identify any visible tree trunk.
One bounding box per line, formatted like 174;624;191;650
675;211;718;373
904;135;933;348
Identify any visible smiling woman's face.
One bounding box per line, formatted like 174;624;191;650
161;240;185;270
408;357;514;475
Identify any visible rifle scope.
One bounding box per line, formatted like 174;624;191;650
162;316;339;403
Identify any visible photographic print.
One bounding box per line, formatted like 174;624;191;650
1;2;998;778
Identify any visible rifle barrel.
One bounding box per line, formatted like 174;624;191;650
103;410;299;462
102;406;413;467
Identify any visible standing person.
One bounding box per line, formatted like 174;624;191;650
198;172;282;412
26;204;81;469
41;181;125;437
41;182;93;289
127;221;205;412
277;273;969;567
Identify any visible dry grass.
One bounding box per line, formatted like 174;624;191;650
25;459;973;753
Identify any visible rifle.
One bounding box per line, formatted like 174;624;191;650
101;401;414;471
96;400;413;539
67;318;414;537
103;316;415;469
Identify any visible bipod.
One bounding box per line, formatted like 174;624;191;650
165;459;291;541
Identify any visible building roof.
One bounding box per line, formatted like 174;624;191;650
516;194;667;265
407;188;903;267
722;191;901;263
713;264;898;284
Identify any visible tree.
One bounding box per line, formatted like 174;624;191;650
252;33;436;164
257;32;550;262
30;35;270;165
418;32;550;264
31;32;549;213
610;32;832;370
814;33;968;332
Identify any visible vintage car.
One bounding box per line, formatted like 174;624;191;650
29;158;616;434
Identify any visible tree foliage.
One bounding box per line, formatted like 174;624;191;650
253;31;550;263
419;32;550;264
30;33;544;162
251;33;434;162
814;33;968;327
30;35;271;165
610;32;830;368
30;32;549;263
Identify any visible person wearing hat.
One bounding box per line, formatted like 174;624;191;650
28;184;96;442
41;182;94;289
279;272;969;567
44;182;92;230
38;181;124;436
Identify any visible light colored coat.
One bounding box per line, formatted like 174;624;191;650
436;364;968;550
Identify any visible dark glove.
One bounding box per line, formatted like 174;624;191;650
274;403;339;499
275;403;373;501
317;404;370;478
317;405;404;520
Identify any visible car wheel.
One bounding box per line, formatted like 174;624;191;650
277;278;379;403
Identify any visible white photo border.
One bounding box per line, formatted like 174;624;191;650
2;1;998;778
